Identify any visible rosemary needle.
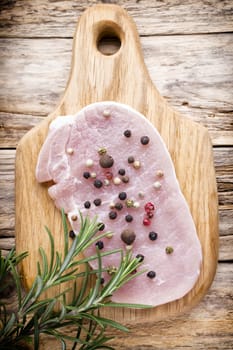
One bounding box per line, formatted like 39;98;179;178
0;210;150;350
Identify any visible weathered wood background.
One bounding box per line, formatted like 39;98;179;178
0;0;232;349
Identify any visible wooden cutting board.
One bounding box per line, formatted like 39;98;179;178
15;4;218;323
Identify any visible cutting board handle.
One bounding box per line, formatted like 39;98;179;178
59;4;155;115
72;4;144;65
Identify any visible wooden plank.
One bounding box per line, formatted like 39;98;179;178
219;206;233;237
0;38;72;115
0;213;14;237
1;111;232;148
219;235;233;261
0;34;232;122
214;148;233;174
144;34;233;112
0;0;233;37
210;131;233;147
214;148;233;206
0;237;15;250
0;112;43;148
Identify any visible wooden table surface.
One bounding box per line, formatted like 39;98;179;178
0;1;232;349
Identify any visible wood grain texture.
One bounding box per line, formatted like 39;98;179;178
0;1;232;349
0;113;42;147
219;236;233;261
1;33;232;122
0;0;233;37
15;4;218;323
1;110;233;148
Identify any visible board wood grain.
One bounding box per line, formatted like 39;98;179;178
1;0;232;37
15;4;218;323
1;34;232;118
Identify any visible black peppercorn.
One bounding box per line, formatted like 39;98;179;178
84;201;91;209
69;230;76;239
136;254;144;262
119;192;127;200
109;211;117;220
128;156;135;164
121;229;136;245
124;129;131;137
118;168;126;176
83;171;90;179
115;202;123;210
141;136;150;145
149;231;158;241
98;222;105;231
125;214;133;222
147;271;156;279
94;179;103;188
93;198;101;206
95;241;104;249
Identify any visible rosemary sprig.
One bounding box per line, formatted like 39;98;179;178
0;210;150;350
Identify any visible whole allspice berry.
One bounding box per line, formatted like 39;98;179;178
99;154;114;168
121;229;136;245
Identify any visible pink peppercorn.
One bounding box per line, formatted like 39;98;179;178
143;217;151;226
144;202;155;212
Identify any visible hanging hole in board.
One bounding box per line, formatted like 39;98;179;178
97;25;122;56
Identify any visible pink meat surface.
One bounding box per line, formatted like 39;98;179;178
36;101;202;306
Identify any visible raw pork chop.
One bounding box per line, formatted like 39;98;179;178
36;101;202;306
